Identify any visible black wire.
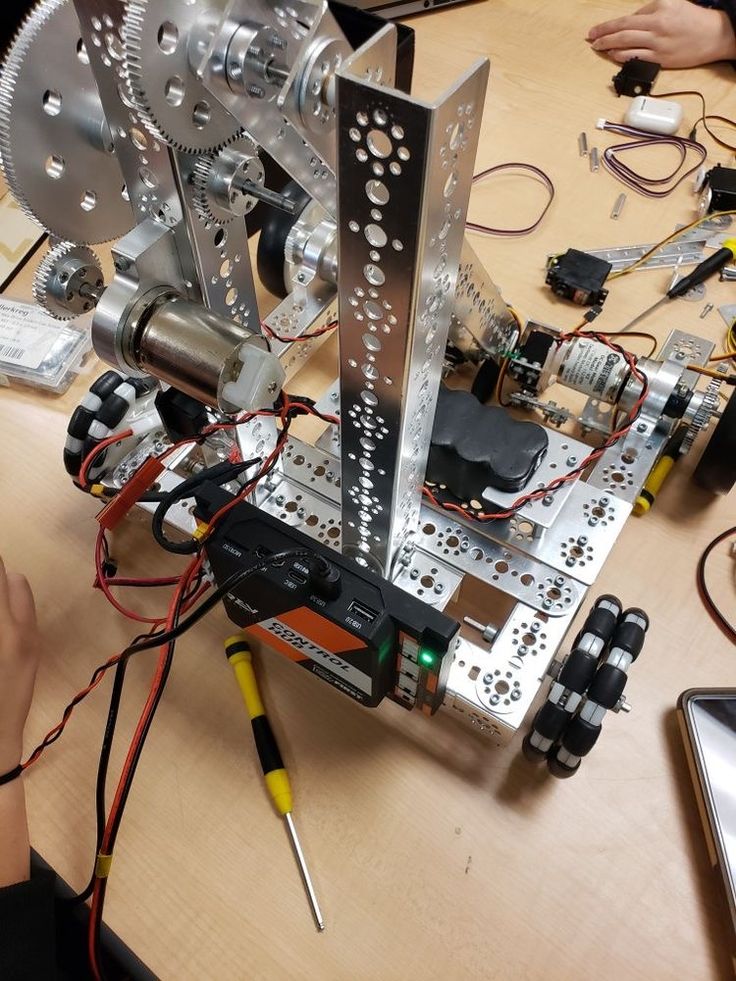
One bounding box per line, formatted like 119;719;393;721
152;458;259;555
696;526;736;644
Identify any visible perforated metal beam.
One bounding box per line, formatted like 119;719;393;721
336;50;490;574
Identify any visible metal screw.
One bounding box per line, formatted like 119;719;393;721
636;423;647;433
268;380;279;395
114;257;130;272
510;689;522;702
489;694;501;706
588;517;599;527
434;583;444;594
554;575;565;587
275;495;285;506
542;598;553;609
615;695;632;714
518;645;528;656
296;506;306;519
566;455;577;466
577;535;588;545
270;34;287;49
483;673;493;685
542;495;554;506
459;541;469;552
565;556;576;567
531;622;541;633
599;496;609;506
325;471;334;482
247;84;266;98
409;568;419;580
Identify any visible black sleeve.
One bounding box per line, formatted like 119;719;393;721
0;869;57;980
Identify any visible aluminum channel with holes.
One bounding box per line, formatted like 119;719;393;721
336;54;490;573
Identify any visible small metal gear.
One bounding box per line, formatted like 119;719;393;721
33;242;104;320
0;0;133;244
191;138;265;226
123;0;242;154
682;375;723;455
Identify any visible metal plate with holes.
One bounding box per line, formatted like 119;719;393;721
336;54;489;572
172;154;258;328
260;478;343;548
449;237;518;358
73;0;199;286
581;239;706;272
513;482;632;584
481;428;590;528
198;0;339;215
415;515;585;614
444;601;581;743
659;329;715;388
392;552;462;611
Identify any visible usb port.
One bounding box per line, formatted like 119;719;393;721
289;570;308;585
348;600;377;623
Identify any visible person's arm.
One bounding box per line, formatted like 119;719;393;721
587;0;736;68
0;557;41;887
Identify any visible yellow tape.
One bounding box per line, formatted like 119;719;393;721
95;853;113;878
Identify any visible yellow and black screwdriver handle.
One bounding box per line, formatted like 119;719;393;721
225;634;293;817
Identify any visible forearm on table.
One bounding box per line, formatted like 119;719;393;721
0;777;30;887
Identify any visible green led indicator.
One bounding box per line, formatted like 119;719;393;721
418;649;436;669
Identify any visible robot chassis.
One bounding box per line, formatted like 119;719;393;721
2;0;730;749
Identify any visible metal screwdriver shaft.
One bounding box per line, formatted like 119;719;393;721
619;239;736;334
225;634;325;931
284;812;325;931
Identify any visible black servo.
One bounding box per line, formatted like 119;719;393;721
699;165;736;214
546;249;611;307
612;58;660;97
195;484;459;712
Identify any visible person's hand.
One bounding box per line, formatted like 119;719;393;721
0;559;41;775
587;0;736;68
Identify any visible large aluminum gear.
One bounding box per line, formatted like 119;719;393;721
33;241;103;320
123;0;242;154
191;138;265;226
0;0;134;245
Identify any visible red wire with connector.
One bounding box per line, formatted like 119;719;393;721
261;319;338;345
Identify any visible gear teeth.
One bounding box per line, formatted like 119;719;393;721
0;0;66;232
191;154;230;227
122;0;243;154
33;241;101;321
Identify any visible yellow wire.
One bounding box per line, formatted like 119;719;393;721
608;209;736;280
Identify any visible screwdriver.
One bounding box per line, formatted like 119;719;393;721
225;634;325;931
620;238;736;334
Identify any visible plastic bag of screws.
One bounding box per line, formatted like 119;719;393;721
0;299;93;394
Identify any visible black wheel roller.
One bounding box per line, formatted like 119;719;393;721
256;180;312;299
693;388;736;495
521;733;548;763
587;663;627;709
532;700;569;741
67;405;96;441
547;754;580;779
90;371;123;400
63;448;82;477
471;359;501;403
560;716;601;757
612;619;647;660
558;648;598;694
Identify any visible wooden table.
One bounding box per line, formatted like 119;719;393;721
2;1;736;977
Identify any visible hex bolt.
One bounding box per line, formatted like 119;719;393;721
588;517;599;527
489;694;501;706
577;535;588;545
542;598;553;609
518;645;528;656
483;673;494;685
275;495;285;506
554;575;565;587
409;568;419;580
296;506;306;519
531;622;541;633
565;556;576;567
599;496;609;506
434;583;444;594
510;689;522;701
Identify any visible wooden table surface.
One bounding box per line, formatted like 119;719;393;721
2;1;736;977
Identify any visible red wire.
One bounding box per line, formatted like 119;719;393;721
94;529;166;626
79;429;134;489
262;319;338;345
